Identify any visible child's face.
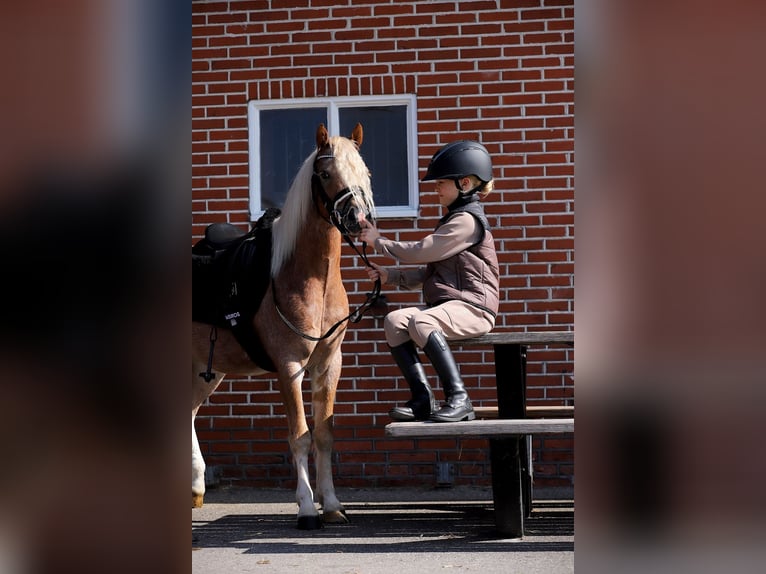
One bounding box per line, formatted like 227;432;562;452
434;178;461;207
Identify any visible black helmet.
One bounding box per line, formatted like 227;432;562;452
421;140;493;183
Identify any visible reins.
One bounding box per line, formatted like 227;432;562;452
271;236;380;343
343;235;381;322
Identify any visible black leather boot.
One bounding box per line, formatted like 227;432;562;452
388;341;438;421
423;331;476;422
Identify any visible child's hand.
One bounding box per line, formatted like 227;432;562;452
359;218;381;245
366;261;388;284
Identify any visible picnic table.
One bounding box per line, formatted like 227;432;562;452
386;330;574;538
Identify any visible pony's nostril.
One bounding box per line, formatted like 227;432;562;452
345;217;361;234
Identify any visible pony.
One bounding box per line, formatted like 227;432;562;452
192;123;375;529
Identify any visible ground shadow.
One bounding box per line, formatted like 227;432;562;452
192;501;574;554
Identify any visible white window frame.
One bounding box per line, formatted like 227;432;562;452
248;95;419;220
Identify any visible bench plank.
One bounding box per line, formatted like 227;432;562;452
475;405;574;419
449;331;573;347
385;418;574;439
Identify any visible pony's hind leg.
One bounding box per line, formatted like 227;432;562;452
192;409;205;508
192;363;225;509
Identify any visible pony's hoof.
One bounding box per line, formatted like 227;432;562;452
296;515;324;530
192;493;205;508
322;510;349;525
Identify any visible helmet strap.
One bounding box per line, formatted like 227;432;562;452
455;178;486;196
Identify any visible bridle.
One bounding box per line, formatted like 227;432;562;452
311;152;369;237
271;150;381;342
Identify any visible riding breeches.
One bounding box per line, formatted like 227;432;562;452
383;300;494;349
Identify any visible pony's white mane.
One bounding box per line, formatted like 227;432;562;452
271;135;374;277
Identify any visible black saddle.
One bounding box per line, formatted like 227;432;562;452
201;222;250;250
192;208;281;371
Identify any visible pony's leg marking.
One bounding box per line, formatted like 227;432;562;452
191;364;223;509
281;364;322;529
192;412;205;508
313;418;347;524
291;430;320;529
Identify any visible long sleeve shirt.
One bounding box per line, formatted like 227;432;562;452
373;212;481;289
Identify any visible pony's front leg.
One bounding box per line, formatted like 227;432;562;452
280;365;322;530
291;429;320;529
312;353;348;524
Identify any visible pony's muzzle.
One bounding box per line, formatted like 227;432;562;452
333;186;372;236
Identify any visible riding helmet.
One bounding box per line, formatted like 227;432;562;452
421;140;493;183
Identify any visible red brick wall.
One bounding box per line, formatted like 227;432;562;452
192;0;574;491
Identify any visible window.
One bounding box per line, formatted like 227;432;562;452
248;95;418;220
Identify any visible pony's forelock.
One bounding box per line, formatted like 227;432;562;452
332;137;375;217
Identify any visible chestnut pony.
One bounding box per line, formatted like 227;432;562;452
192;123;375;529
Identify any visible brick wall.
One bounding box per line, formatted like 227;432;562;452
192;0;574;491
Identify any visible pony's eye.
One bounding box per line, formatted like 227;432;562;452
319;171;330;180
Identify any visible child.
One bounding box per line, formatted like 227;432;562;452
359;140;500;422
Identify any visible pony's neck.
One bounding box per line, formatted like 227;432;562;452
276;208;342;281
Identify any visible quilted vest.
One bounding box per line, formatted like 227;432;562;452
422;200;500;316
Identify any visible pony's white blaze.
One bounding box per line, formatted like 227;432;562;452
191;123;375;530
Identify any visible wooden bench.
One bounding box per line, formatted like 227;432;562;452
385;331;574;539
474;405;575;419
386;417;574;439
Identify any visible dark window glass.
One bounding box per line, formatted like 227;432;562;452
259;108;327;209
339;106;408;207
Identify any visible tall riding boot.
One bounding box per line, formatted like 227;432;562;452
388;341;438;421
423;331;476;422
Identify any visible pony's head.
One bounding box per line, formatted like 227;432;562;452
312;123;375;236
271;123;376;276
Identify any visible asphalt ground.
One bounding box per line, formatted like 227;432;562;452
192;486;574;573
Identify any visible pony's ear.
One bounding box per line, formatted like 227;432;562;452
316;124;329;149
350;123;363;148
